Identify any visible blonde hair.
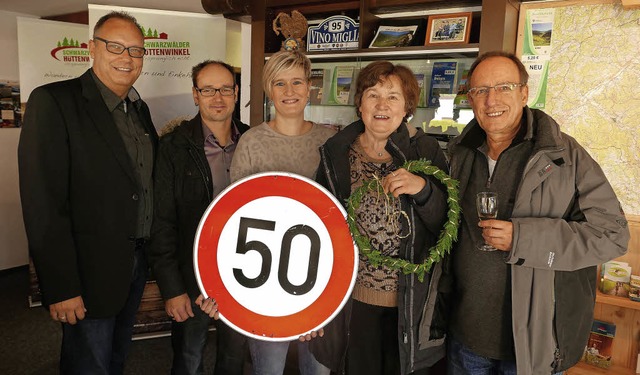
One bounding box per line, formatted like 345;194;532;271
262;50;311;99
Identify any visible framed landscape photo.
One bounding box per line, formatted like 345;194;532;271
369;19;426;48
425;12;472;46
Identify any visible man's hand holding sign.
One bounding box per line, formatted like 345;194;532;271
194;173;358;342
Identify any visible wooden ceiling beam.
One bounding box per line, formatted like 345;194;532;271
621;0;640;9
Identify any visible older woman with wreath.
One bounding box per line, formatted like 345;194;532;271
311;60;452;375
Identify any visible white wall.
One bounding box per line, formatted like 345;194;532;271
0;11;36;80
240;22;251;124
0;129;27;270
0;10;35;270
0;9;251;270
226;19;251;124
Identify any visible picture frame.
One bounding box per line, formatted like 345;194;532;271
425;12;472;46
369;18;426;48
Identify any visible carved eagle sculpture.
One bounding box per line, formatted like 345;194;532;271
272;10;308;51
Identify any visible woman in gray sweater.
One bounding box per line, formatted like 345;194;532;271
229;50;335;375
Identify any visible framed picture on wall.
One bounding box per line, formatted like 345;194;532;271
425;12;472;46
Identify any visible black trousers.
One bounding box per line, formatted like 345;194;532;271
347;299;400;375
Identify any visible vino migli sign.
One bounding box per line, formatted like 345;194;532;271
307;15;359;52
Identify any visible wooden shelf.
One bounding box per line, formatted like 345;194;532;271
266;1;360;22
370;0;481;13
267;0;358;7
567;361;636;375
265;44;479;60
596;290;640;310
373;4;482;17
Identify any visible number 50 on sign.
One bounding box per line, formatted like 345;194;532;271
194;173;358;341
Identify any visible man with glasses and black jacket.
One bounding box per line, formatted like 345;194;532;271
147;60;250;374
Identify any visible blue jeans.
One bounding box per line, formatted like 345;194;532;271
170;300;246;375
448;337;517;375
248;338;330;375
447;338;564;375
60;244;147;375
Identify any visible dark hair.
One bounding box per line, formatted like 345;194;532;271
93;11;144;39
353;61;419;121
191;60;236;88
467;51;529;87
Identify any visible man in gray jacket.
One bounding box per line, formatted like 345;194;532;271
447;51;629;375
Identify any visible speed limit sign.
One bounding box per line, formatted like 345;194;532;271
194;172;357;341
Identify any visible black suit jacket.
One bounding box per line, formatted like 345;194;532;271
18;69;158;318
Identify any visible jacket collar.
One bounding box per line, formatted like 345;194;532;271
321;119;417;201
448;107;568;197
452;107;563;153
90;69;142;110
172;113;250;146
526;107;563;153
324;119;413;162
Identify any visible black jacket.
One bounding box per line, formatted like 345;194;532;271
311;120;452;374
147;114;249;300
19;69;158;317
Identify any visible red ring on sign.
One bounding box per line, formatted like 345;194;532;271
195;173;356;341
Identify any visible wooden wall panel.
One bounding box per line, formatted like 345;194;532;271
586;215;640;372
593;304;640;369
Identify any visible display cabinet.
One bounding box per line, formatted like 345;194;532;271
248;0;521;127
263;55;476;146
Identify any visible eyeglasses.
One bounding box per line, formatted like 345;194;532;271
94;37;146;58
467;83;525;98
195;87;235;97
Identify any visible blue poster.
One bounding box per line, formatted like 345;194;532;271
428;61;457;108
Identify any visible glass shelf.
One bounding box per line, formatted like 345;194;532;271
265;45;480;61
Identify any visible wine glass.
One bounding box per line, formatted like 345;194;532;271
476;192;498;252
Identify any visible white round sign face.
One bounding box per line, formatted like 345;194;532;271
194;172;357;342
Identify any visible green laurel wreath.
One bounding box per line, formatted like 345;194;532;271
346;159;461;282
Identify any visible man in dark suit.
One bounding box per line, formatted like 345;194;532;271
18;11;157;374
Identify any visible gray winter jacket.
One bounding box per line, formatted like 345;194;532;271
448;107;629;374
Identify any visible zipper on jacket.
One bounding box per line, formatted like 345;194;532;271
388;139;408;165
388;136;418;372
552;347;562;371
319;146;340;200
187;147;213;201
403;206;417;371
551;288;562;372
